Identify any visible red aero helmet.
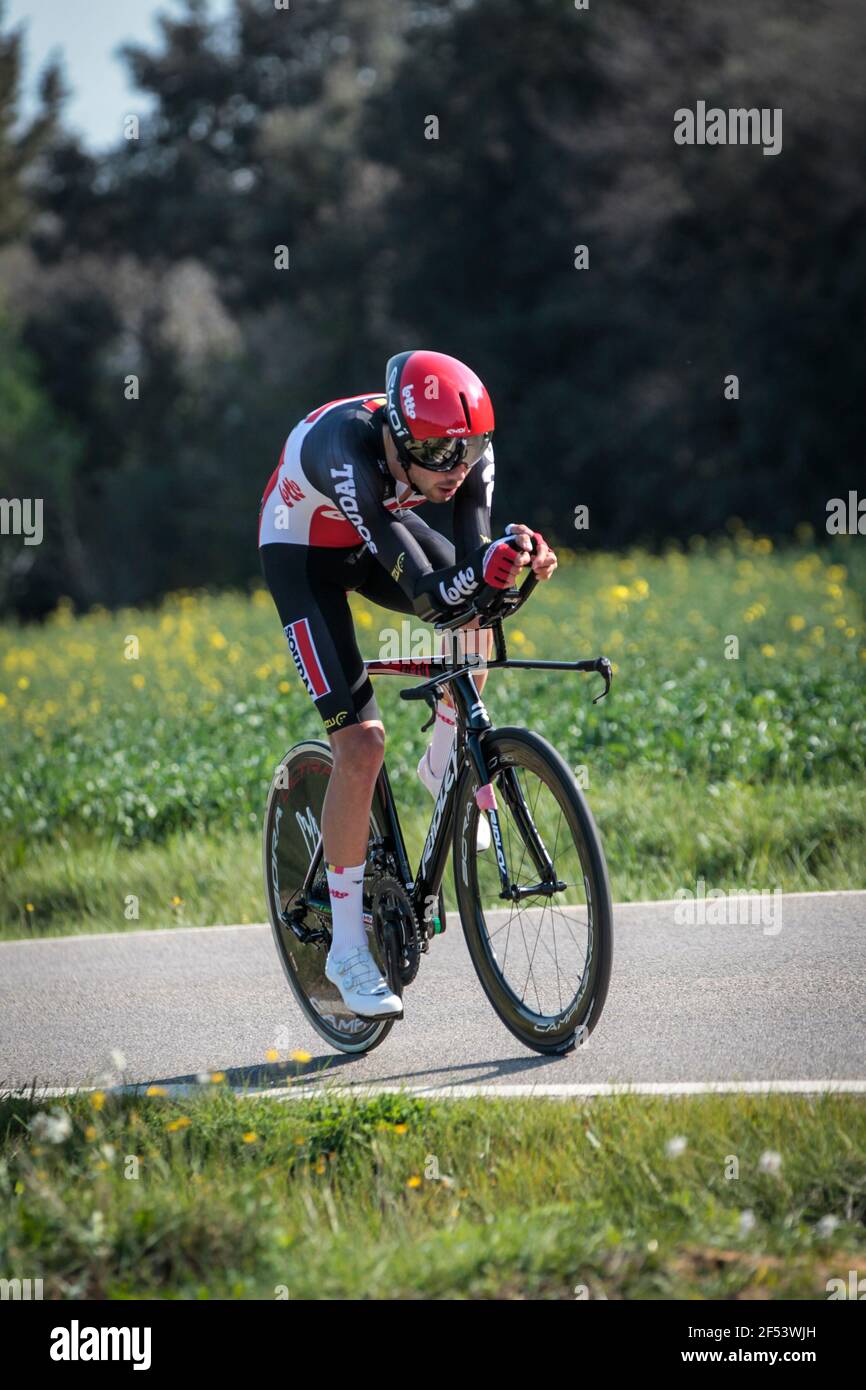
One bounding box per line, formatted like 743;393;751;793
385;349;494;472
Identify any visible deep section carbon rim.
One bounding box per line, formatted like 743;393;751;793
455;730;612;1049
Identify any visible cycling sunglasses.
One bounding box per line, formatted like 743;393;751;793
402;431;492;473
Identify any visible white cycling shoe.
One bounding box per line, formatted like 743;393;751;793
325;945;403;1019
417;749;491;851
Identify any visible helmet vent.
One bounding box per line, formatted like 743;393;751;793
458;391;472;431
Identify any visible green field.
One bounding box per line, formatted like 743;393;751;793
1;529;864;938
2;1088;863;1299
3;532;864;1303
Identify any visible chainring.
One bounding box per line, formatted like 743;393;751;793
368;875;422;988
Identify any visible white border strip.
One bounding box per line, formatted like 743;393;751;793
5;1079;866;1102
206;1079;866;1101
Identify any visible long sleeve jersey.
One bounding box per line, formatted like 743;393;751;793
258;394;496;621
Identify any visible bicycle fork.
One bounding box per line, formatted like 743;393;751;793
454;675;566;905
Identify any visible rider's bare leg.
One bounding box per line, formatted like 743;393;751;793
322;720;385;865
321;720;385;960
318;719;401;1015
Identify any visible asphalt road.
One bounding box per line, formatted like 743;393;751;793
1;891;864;1097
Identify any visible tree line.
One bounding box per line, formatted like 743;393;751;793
0;0;863;616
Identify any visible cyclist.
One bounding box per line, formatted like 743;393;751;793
259;350;557;1018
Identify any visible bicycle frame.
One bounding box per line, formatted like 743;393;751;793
292;662;489;927
293;607;611;940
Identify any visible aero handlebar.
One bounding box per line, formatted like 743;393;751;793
434;534;540;632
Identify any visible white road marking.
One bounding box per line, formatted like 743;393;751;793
7;1079;866;1101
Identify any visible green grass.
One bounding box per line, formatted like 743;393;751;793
1;531;864;937
1;1089;863;1299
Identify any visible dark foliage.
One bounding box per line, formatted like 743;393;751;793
0;0;863;614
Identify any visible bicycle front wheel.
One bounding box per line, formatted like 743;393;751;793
453;727;613;1055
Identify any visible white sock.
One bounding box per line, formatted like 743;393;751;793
326;861;367;958
427;697;457;781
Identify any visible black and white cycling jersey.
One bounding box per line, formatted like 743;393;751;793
258;393;495;622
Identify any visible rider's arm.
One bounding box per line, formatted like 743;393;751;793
318;425;507;623
453;442;495;556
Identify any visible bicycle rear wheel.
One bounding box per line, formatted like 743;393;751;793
263;739;394;1054
453;727;613;1055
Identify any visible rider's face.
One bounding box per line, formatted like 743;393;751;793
409;458;471;502
382;424;470;502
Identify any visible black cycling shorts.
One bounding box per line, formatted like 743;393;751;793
260;513;454;732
